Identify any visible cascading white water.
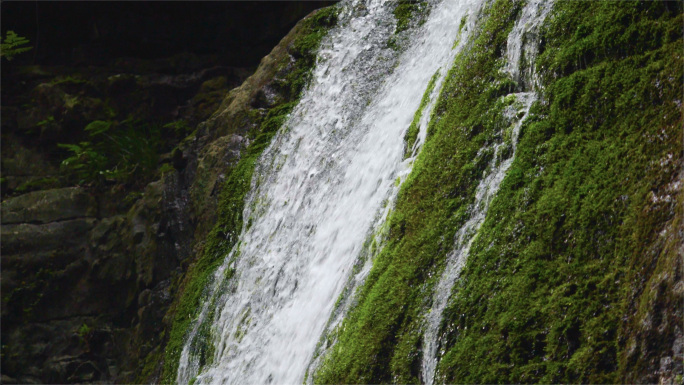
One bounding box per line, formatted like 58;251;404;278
420;1;554;384
504;0;554;89
303;1;489;379
176;0;489;384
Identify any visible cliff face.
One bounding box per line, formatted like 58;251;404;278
0;3;334;383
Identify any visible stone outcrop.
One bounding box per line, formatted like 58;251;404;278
1;177;193;383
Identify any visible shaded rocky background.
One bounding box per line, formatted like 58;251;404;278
1;2;334;383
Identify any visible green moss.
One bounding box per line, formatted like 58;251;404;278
459;14;468;33
394;0;429;34
275;6;338;100
157;163;175;177
135;344;163;383
437;1;682;383
315;0;681;384
314;1;523;383
163;120;193;137
388;0;430;51
451;14;469;49
159;6;338;383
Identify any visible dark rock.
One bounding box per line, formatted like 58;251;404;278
172;147;187;170
1;219;96;268
91;253;132;283
66;360;102;382
0;220;90;255
1;375;18;384
3;318;98;383
1;187;97;225
138;289;152;308
0;132;61;198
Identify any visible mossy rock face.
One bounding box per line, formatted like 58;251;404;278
185;76;231;125
188;133;246;241
435;2;681;383
314;1;682;384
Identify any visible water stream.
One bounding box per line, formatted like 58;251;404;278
419;1;554;384
176;0;488;383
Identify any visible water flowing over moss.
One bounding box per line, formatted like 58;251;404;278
160;7;338;383
314;0;681;384
393;0;429;34
153;1;682;383
403;70;439;158
314;0;523;382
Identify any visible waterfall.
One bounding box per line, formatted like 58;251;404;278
176;0;488;384
420;1;554;384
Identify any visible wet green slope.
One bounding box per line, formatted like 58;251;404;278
315;1;682;383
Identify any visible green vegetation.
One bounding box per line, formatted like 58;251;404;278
77;323;93;350
57;117;194;188
159;6;338;383
315;0;681;384
135;347;163;384
0;31;32;61
314;1;523;383
275;7;337;100
163;119;194;137
393;0;428;34
438;2;682;382
50;75;87;86
459;14;468;33
59;119;160;186
388;0;430;51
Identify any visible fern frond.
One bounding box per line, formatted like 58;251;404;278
1;30;32;61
